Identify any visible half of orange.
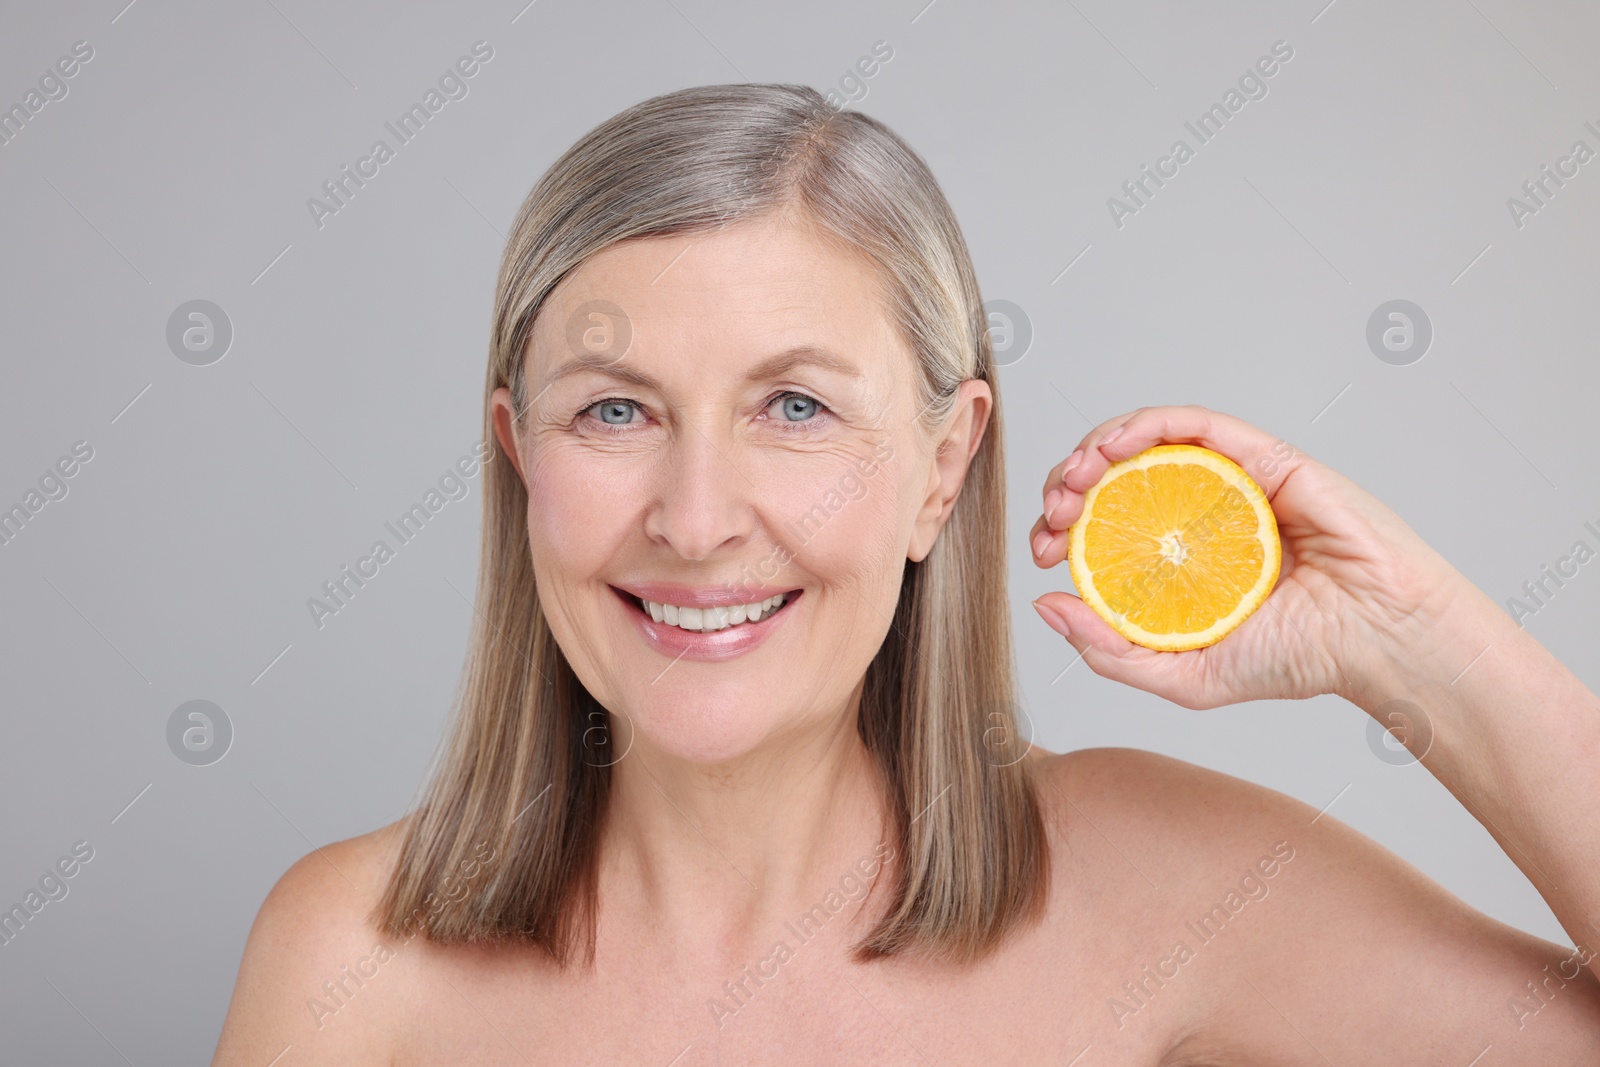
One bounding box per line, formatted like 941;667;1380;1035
1065;444;1280;651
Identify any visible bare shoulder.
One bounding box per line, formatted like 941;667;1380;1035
1029;744;1293;852
1026;744;1308;923
1032;743;1278;808
1027;746;1600;1062
211;819;413;1066
1030;743;1531;929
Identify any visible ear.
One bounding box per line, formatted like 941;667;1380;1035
908;378;992;563
490;386;528;487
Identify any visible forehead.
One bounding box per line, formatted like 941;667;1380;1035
528;214;906;381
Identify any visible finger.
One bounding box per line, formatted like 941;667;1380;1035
1039;407;1155;532
1042;420;1159;536
1029;512;1068;567
1065;405;1305;500
1039;410;1146;532
1032;591;1138;657
1039;448;1086;529
1058;405;1174;496
1032;591;1211;708
1043;447;1094;505
1040;482;1084;534
1039;409;1141;501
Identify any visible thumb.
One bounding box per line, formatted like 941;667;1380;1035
1031;591;1134;658
1031;592;1195;702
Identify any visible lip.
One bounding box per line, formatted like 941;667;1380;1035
609;584;802;663
613;581;801;608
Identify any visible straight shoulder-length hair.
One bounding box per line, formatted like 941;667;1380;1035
373;82;1049;967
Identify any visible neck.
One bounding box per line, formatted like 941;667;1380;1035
600;702;893;959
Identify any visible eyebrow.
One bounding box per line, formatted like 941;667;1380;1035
538;343;864;392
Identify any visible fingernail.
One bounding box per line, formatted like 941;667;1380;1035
1060;450;1083;480
1032;529;1052;558
1044;487;1062;517
1032;598;1071;638
1100;424;1126;447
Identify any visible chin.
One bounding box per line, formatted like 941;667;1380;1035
623;699;780;767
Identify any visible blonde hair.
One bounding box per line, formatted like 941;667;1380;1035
374;82;1049;966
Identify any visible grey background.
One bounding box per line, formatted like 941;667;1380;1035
2;0;1596;1060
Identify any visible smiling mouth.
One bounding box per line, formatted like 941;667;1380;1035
612;586;802;634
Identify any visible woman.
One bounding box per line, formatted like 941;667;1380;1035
212;83;1600;1063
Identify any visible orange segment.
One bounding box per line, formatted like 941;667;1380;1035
1065;444;1280;651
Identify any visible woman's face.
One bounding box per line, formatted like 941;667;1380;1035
493;211;989;765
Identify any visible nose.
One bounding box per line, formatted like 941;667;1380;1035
641;421;755;562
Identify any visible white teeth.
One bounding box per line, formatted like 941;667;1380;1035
638;592;789;633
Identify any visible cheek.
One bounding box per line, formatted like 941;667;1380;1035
773;455;906;582
520;446;644;693
521;445;642;573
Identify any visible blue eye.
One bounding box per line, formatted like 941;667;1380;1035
774;392;821;422
590;400;637;425
578;392;827;434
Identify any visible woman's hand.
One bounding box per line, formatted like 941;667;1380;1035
1028;405;1470;710
1029;406;1600;996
